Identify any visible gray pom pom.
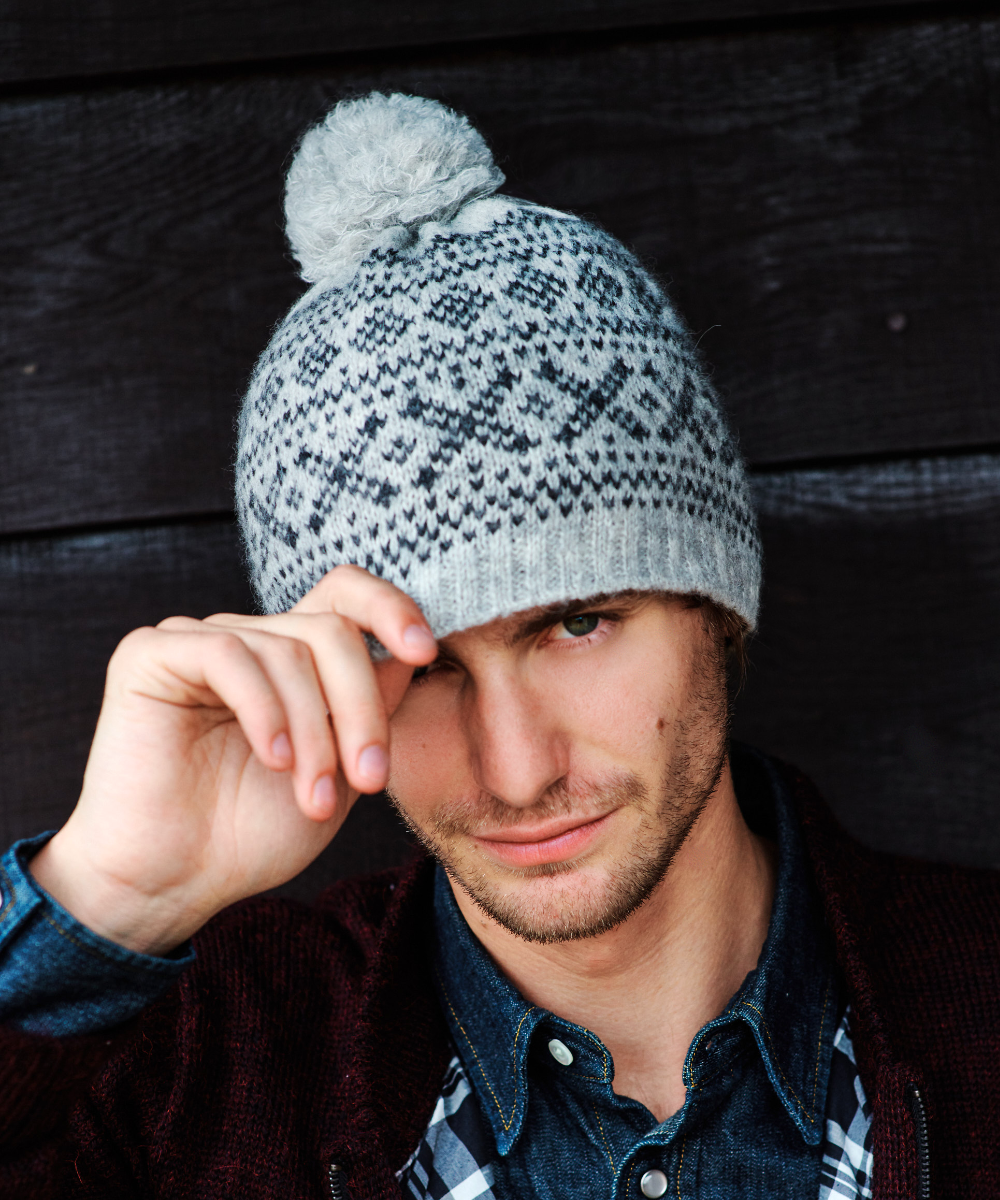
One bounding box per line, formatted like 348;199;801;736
284;92;506;286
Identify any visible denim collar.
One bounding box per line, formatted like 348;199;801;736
431;747;840;1155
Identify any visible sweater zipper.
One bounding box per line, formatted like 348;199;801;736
328;1163;350;1200
906;1083;930;1199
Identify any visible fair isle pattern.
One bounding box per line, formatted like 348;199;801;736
818;1013;875;1199
237;196;761;637
399;1009;872;1200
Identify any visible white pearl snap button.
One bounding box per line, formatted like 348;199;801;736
547;1037;574;1066
640;1168;668;1198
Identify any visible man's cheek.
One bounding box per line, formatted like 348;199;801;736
544;660;680;756
389;719;469;818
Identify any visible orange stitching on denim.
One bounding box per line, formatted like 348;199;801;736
739;1001;816;1124
512;1007;534;1056
811;978;832;1109
0;862;168;972
685;1028;714;1092
574;1027;611;1082
589;1101;616;1171
434;968;534;1132
676;1135;687;1198
39;912;145;967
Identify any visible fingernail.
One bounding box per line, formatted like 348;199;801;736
402;624;436;650
358;743;389;783
311;774;335;817
271;732;292;764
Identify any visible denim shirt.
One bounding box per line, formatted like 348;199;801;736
430;757;841;1199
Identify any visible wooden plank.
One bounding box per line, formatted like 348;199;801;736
734;450;1000;868
3;16;999;536
0;0;948;88
0;516;414;895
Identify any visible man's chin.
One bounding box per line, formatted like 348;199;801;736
443;856;667;945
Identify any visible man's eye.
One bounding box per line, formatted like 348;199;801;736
410;661;451;683
560;613;600;638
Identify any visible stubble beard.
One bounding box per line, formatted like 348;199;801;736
389;640;731;944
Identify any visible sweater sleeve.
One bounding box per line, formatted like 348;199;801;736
0;834;195;1035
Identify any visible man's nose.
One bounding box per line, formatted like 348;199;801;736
464;672;567;809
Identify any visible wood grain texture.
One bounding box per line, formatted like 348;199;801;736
3;452;998;897
3;15;1000;536
0;516;415;894
0;0;949;87
734;451;1000;868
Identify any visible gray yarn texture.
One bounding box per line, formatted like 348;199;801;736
236;102;761;638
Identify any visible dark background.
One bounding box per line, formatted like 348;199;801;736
2;0;998;897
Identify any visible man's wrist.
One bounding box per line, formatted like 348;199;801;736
28;835;204;957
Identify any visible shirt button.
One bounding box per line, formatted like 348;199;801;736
640;1168;668;1198
547;1038;574;1066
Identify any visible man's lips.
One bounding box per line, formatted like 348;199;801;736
471;811;617;869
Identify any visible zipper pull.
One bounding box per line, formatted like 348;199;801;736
328;1162;350;1200
905;1083;930;1199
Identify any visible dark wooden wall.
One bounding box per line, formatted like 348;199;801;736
3;0;998;897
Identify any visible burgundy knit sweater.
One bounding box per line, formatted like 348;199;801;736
2;760;999;1199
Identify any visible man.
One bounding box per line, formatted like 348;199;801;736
0;92;997;1199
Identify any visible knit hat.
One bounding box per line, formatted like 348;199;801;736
236;92;761;643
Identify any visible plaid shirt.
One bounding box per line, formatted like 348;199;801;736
399;1007;873;1200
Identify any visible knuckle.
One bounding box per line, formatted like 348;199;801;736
208;631;248;662
202;611;240;625
320;612;356;642
111;625;156;663
318;564;354;595
276;636;313;668
331;562;366;580
156;615;192;631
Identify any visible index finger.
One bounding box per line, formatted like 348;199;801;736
291;564;437;665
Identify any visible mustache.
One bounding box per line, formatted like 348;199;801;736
430;770;648;839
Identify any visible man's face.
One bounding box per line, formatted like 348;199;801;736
386;593;730;943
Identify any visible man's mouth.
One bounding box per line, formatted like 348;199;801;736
471;811;617;869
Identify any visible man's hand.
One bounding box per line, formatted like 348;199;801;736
28;566;436;956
